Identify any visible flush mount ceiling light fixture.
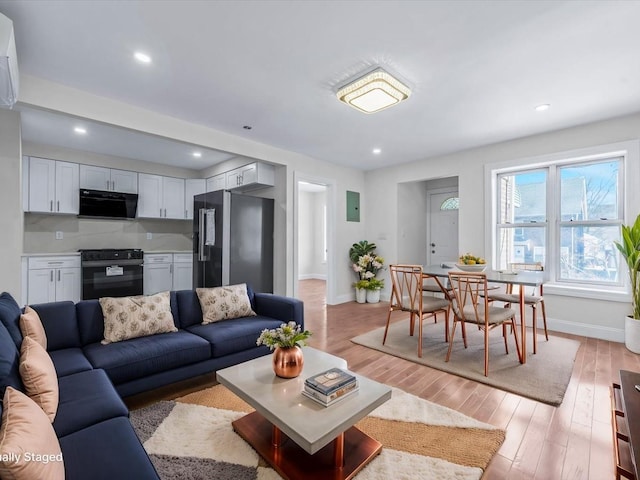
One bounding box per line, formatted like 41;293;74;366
337;67;411;114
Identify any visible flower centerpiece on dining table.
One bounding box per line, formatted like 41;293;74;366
256;321;312;378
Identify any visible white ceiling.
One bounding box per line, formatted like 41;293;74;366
2;0;640;171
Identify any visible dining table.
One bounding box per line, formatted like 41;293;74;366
422;264;547;364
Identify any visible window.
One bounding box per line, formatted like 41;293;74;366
440;197;459;210
495;157;623;287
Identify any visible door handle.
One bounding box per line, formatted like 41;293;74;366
50;270;53;282
432;250;436;254
431;243;436;247
57;270;61;282
57;201;60;212
50;200;53;212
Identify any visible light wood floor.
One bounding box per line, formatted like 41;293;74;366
127;279;640;479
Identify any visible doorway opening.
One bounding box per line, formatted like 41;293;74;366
293;174;336;306
397;176;459;266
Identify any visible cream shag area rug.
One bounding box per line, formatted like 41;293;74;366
130;384;505;480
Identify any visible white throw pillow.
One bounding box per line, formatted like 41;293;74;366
99;291;177;344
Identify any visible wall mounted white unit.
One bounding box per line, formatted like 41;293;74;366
137;173;185;219
80;165;138;193
27;157;79;214
225;162;275;192
185;179;206;220
0;13;19;108
205;173;225;193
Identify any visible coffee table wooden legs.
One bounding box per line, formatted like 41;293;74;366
233;411;382;480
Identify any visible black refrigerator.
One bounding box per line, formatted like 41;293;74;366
193;190;274;293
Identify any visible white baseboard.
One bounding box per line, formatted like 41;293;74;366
547;317;624;343
298;274;327;280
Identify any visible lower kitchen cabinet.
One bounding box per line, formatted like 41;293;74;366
26;256;81;304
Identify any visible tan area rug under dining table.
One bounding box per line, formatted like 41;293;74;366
351;320;580;406
130;383;505;479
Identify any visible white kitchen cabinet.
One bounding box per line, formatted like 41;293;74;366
185;179;206;220
206;174;226;192
26;256;81;304
27;157;79;214
225;162;275;191
80;165;138;193
172;253;193;290
138;174;185;219
143;254;173;295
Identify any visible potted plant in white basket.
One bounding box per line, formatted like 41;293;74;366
365;278;384;303
349;241;385;304
614;214;640;353
353;279;369;304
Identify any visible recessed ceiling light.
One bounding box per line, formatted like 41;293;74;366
74;127;87;135
372;148;382;154
134;51;152;64
535;104;551;112
192;152;202;158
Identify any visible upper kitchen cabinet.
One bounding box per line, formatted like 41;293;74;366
226;162;275;191
26;157;79;214
137;173;185;219
80;165;138;193
205;173;225;192
185;178;206;220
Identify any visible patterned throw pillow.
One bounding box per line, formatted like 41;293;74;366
196;284;257;324
99;291;178;345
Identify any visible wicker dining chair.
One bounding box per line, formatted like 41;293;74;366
383;265;450;358
447;271;520;376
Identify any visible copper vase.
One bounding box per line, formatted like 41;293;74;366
272;346;304;378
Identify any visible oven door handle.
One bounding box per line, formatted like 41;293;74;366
81;259;144;268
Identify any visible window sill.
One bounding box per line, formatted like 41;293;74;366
544;283;630;303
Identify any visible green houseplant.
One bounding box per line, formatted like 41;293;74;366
349;240;385;303
614;214;640;353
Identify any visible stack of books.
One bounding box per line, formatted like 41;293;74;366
302;367;359;407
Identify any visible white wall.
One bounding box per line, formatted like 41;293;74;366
365;112;640;341
0;109;23;299
298;190;326;279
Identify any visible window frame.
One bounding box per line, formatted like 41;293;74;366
486;141;639;300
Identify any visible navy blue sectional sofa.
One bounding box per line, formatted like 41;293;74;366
0;289;304;480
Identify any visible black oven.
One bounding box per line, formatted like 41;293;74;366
80;249;144;300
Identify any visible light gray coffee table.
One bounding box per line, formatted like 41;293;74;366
216;347;391;480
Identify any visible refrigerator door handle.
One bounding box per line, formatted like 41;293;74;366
198;208;207;261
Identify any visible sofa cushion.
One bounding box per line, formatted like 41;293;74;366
19;306;47;349
53;369;128;438
31;301;81;350
196;284;256;323
59;416;159;480
99;291;178;344
83;331;211;385
0;292;23;348
186;316;283;358
19;337;59;422
175;289;203;328
0;320;23;395
48;348;93;378
0;387;65;480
